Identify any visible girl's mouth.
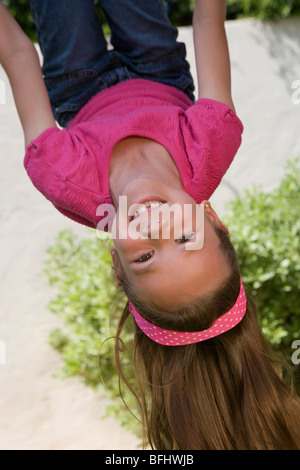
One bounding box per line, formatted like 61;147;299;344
130;200;166;221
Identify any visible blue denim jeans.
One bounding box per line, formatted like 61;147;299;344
30;0;195;127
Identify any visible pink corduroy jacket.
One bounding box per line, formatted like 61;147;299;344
24;79;243;229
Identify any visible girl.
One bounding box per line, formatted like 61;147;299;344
1;0;299;449
0;0;242;325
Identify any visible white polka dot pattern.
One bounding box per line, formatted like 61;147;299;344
129;278;247;346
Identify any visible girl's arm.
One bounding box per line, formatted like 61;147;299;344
193;0;235;111
0;3;56;147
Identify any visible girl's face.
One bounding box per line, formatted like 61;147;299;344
111;180;230;311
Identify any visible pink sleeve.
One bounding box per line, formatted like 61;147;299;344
182;98;243;197
24;127;104;227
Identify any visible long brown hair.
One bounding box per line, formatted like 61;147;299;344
113;228;300;450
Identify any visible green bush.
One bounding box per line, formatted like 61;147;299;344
173;0;300;22
165;0;195;26
223;159;300;386
45;159;300;435
227;0;300;20
45;232;138;432
223;159;300;351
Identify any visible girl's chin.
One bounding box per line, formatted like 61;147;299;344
123;180;168;205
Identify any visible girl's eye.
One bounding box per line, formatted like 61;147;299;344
135;251;154;263
176;233;196;244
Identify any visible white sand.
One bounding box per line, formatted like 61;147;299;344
0;18;300;450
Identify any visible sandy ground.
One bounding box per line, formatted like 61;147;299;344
0;18;300;450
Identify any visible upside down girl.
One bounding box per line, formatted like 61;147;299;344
1;0;299;449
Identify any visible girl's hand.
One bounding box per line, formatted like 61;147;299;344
193;0;235;111
0;2;56;147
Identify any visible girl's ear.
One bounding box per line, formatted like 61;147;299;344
110;247;122;286
202;200;229;234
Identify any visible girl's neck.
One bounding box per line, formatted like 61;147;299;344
109;136;182;208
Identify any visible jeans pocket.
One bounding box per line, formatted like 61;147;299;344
46;69;99;97
45;69;106;126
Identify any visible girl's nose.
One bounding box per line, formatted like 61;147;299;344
140;217;167;239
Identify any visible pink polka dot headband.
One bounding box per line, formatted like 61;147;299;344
128;278;247;346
